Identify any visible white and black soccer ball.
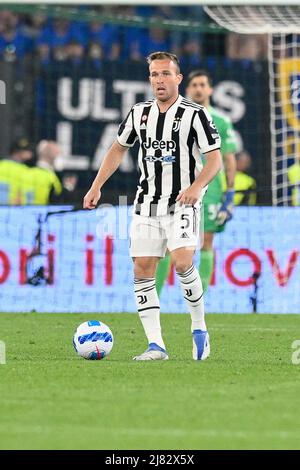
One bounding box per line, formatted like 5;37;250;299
73;320;113;360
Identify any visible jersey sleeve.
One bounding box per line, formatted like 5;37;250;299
117;107;138;148
220;118;238;155
193;107;221;154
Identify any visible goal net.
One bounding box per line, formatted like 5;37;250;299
204;3;300;206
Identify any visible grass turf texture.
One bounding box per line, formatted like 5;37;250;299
0;312;299;450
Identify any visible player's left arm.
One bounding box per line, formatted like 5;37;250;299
177;149;222;205
216;119;238;225
177;108;223;205
216;151;237;225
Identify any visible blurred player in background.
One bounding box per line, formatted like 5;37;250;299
156;69;237;295
233;150;257;205
84;52;222;361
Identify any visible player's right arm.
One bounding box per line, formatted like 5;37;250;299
83;141;128;209
84;107;137;209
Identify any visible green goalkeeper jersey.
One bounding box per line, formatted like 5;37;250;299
211;106;237;155
203;106;238;232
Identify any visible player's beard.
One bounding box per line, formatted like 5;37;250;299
155;85;178;103
155;91;171;102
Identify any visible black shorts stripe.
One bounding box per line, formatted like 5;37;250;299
193;206;197;235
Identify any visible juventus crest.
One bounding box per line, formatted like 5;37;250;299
172;117;182;132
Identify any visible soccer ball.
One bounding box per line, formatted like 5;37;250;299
73;320;113;360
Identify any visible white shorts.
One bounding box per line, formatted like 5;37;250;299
129;205;201;258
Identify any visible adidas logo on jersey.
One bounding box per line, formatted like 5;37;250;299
143;137;176;152
181;232;189;238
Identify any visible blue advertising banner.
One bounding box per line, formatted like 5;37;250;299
0;206;299;314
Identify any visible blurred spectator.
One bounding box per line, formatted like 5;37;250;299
180;35;202;68
0;6;211;64
226;33;268;61
88;40;106;69
66;39;85;65
24;140;62;205
88;40;102;58
36;18;86;63
62;173;78;193
234;150;257;205
23;13;48;38
88;21;120;60
143;27;170;57
288;158;300;206
122;26;147;62
0;137;33;205
123;24;170;62
0;11;33;60
10;137;34;164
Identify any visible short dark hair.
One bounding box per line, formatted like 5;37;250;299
147;51;180;73
10;137;32;154
187;69;213;87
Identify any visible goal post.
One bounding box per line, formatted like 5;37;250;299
204;2;300;205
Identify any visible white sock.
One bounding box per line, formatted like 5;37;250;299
134;278;166;350
177;265;206;331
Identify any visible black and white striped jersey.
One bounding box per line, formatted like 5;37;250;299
117;94;221;217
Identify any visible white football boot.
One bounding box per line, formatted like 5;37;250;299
133;343;169;361
192;330;210;361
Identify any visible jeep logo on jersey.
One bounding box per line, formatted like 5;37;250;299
143;138;176;152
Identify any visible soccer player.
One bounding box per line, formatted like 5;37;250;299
156;70;237;295
83;52;222;361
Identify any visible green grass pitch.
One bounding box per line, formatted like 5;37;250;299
0;312;300;450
